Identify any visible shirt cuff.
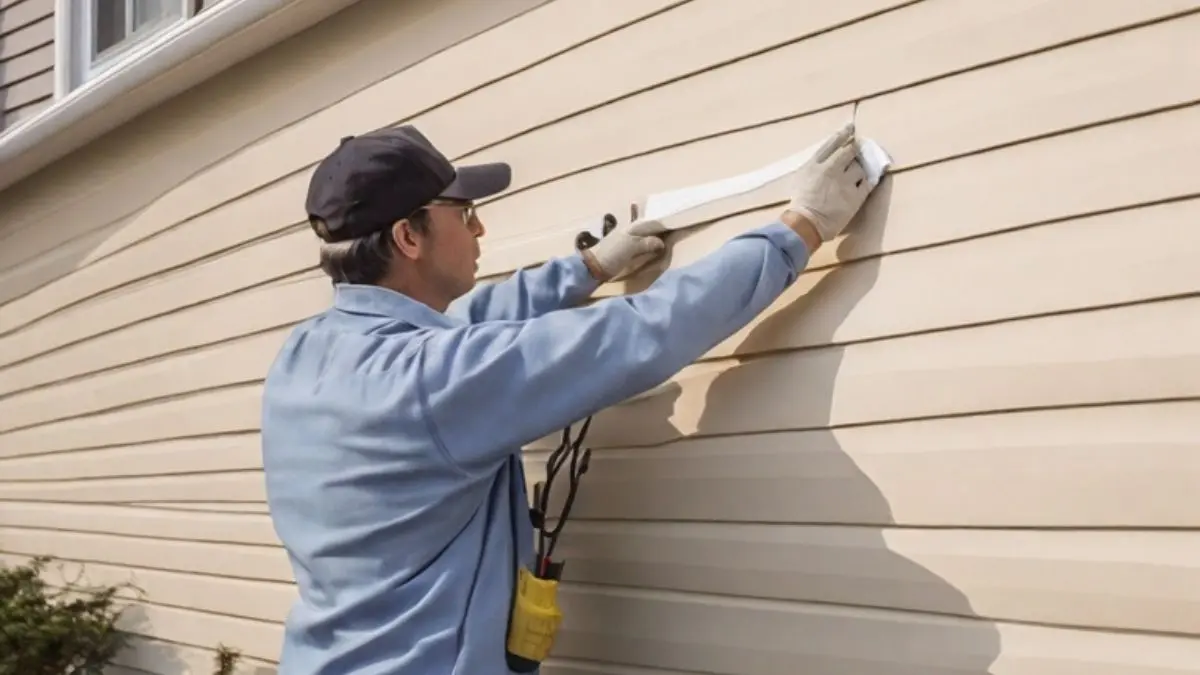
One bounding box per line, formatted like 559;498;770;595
742;220;812;274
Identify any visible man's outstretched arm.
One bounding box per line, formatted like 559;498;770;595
425;123;874;472
419;220;810;474
446;255;602;324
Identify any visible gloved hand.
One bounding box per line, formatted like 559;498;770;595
580;220;666;282
785;122;871;242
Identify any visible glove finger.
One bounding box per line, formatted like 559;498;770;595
813;121;855;162
628;218;667;236
826;141;860;174
638;235;666;255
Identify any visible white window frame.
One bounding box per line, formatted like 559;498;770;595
55;0;200;97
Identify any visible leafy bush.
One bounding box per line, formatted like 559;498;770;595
0;555;142;675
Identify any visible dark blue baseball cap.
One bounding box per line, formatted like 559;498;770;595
305;125;511;242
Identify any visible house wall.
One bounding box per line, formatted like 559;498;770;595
0;0;54;130
0;0;1199;673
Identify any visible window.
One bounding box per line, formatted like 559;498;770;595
60;0;200;93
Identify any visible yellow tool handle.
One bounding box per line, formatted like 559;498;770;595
506;566;564;672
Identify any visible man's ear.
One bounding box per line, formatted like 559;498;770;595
390;218;425;260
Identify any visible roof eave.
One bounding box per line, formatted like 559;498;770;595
0;0;363;194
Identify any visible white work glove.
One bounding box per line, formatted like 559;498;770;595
786;122;871;241
580;220;666;281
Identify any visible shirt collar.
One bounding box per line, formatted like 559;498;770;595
332;283;459;329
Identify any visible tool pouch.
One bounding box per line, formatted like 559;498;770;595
505;566;563;672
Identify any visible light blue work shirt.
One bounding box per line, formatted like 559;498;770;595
261;221;810;674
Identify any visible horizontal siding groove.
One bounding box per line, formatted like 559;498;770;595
32;577;287;629
121;502;272;515
4;185;1199;422
0;267;320;389
0;381;1195;466
110;610;283;666
0;430;255;465
471;10;1200;251
561;580;1200;641
792;190;1200;276
103;598;287;633
887;97;1200;173
122;500;266;505
0;466;263;483
2;283;1195;440
13;546;1200;643
0;518;277;547
0;0;692;279
0;305;309;403
0;320;296;400
549;517;1200;534
0;498;271;509
0;275;320;402
840;4;1200;131
545;658;704;675
477;101;1200;276
0;497;266;509
460;0;923;166
0;0;609;254
477;16;1200;207
538;393;1200;451
0;379;262;437
0;382;263;458
523;396;1200;455
0;94;46;120
0;298;310;402
2;10;1190;360
0;560;288;590
0;0;49;39
0;47;53;88
115;635;280;674
7;508;1200;540
693;288;1200;365
25;559;1200;659
0;0;691;255
0;2;1194;668
109;0;1174;254
7;515;1200;635
0;220;311;342
0;17;52;61
0;0;1065;333
0;528;291;583
109;0;701;239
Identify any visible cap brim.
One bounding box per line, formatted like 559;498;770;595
439;162;512;202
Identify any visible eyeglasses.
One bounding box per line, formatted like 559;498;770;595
428;199;476;226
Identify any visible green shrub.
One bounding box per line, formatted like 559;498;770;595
213;643;243;675
0;555;142;675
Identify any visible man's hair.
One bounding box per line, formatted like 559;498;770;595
317;209;429;285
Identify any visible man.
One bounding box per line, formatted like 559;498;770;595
261;123;873;674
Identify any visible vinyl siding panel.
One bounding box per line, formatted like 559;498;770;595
0;0;53;131
0;0;1198;673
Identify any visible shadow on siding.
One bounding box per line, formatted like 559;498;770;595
559;177;1003;672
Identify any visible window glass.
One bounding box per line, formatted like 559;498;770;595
94;0;127;55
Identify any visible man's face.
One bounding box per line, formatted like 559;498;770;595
422;199;485;300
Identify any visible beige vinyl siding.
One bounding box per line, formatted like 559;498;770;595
0;0;1199;672
0;0;53;130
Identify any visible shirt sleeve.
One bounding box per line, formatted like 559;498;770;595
446;254;600;323
417;221;811;472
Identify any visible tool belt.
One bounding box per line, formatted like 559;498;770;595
505;418;594;672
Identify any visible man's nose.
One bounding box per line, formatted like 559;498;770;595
470;217;486;238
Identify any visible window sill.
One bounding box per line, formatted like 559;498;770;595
0;0;362;193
